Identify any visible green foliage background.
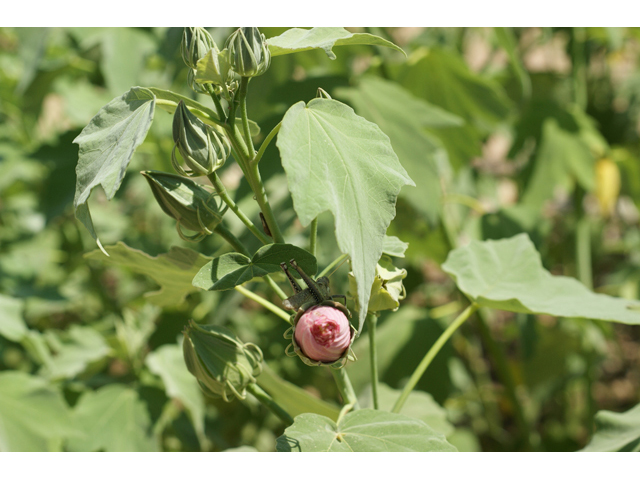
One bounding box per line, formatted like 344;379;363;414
2;27;640;452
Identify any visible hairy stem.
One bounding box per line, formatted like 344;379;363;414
247;383;293;425
392;303;478;413
330;367;360;410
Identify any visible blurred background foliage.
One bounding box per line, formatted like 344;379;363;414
1;27;640;452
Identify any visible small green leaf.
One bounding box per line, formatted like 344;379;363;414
73;87;156;251
277;98;414;334
276;409;456;452
382;235;409;258
0;371;80;451
268;27;404;60
146;344;206;447
85;242;211;306
442;234;640;324
581;403;640;452
0;294;27;342
193;243;316;291
67;384;158;452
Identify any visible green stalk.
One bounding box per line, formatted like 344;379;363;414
367;312;380;409
318;253;349;278
392;303;478;413
309;217;318;257
576;217;593;289
238;77;254;158
207;172;270;245
330;367;360;410
247;160;285;243
213;223;250;256
235;285;291;324
247;383;293;425
253;122;281;165
206;85;227;124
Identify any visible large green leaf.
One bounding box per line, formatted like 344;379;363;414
193;243;316;291
276;409;456;452
146;344;206;447
522;119;595;211
267;27;404;59
67;384;158;452
85;242;211;307
0;372;80;452
335;76;461;222
442;234;640;324
39;325;111;380
0;294;27;342
73;87;155;253
581;403;640;452
276;98;414;334
257;365;340;421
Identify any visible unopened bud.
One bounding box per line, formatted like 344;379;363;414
172;101;231;177
181;27;217;69
141;170;227;241
183;321;263;402
226;27;271;78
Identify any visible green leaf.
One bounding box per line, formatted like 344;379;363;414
0;294;27;342
0;371;80;451
522;118;595;211
193;243;316;291
335;75;461;222
39;325;111;380
73;87;156;252
67;384;159;452
276;409;456;452
359;383;454;436
581;403;640;452
382;235;409;258
276;98;414;334
84;242;211;307
146;344;206;447
441;234;640;324
267;27;405;60
257;365;340;421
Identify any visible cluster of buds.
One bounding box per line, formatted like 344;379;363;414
183;320;263;402
142;170;227;241
181;27;218;94
172;101;231;177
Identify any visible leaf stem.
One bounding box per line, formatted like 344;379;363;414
367;312;380;409
235;285;291;324
247;160;285;243
330;367;360;410
207;172;270;245
392;303;478;413
318;253;349;279
253;122;282;165
309;217;318;257
247;383;293;425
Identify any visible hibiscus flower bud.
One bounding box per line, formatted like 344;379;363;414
181;27;217;69
225;27;271;78
294;305;352;363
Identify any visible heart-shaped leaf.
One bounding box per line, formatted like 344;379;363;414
268;27;404;60
73;87;155;253
193;243;316;291
85;242;211;306
442;234;640;324
277;98;414;334
276;409;456;452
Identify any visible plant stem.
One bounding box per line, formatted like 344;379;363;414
309;217;318;257
392;303;478;413
247;383;293;425
213;223;250;256
318;253;349;278
247;160;285;243
238;77;254;158
253;122;281;165
264;275;288;300
367;312;380;409
572;27;588;110
207;172;270;245
206;85;227;123
330;367;360;410
576;217;593;289
235;285;291;324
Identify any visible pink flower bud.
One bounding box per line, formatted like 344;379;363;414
294;305;351;363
